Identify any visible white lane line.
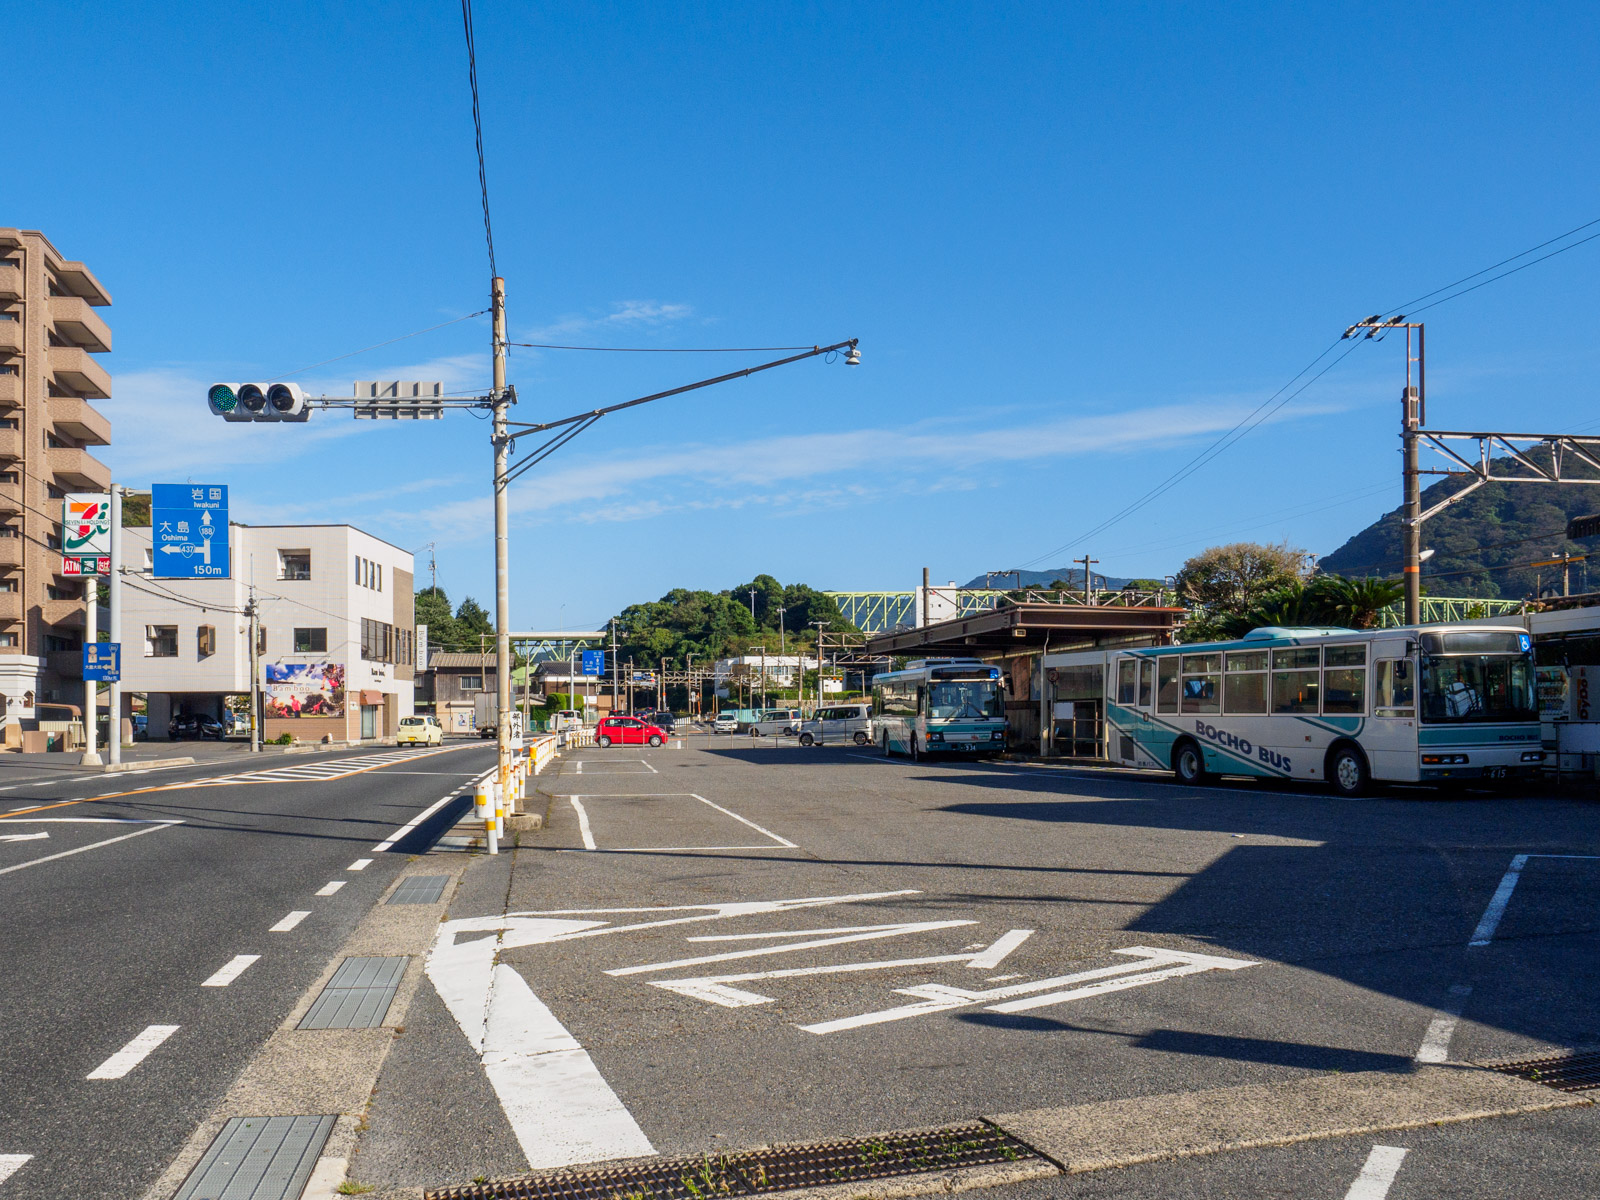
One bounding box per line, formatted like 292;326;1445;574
1344;1145;1409;1200
428;921;655;1167
642;759;658;774
270;910;311;932
1415;984;1472;1063
1469;854;1529;945
967;929;1034;970
0;831;48;843
86;1024;179;1079
609;920;977;977
0;1155;31;1184
372;788;467;853
348;858;373;871
689;793;796;848
0;820;182;877
202;954;261;988
575;760;583;775
315;880;346;896
570;797;597;850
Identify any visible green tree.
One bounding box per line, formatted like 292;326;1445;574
414;586;457;653
1176;541;1311;640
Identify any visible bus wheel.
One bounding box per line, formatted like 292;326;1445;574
1328;744;1370;797
799;733;814;747
1173;739;1208;786
854;731;869;746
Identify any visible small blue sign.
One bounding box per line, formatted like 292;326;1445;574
1519;633;1532;653
84;642;121;682
152;484;229;579
581;649;606;676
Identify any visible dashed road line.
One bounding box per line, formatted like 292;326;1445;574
0;1155;30;1185
270;911;311;933
202;955;261;988
87;1024;179;1080
1343;1145;1409;1199
348;858;373;871
315;880;346;896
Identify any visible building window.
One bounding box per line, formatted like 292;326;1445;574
278;549;311;581
0;578;16;592
360;617;394;662
0;526;15;539
354;555;362;585
146;625;178;657
0;418;18;429
459;674;483;692
0;471;17;484
376;563;382;592
46;432;69;449
46;634;82;652
257;626;268;654
0;633;16;648
294;627;327;653
46;531;61;551
46;583;81;601
198;625;216;658
143;547;154;570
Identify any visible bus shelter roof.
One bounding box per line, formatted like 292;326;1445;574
864;601;1186;658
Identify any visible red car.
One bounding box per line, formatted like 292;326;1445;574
595;716;667;748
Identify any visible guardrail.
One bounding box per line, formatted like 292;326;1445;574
529;734;559;775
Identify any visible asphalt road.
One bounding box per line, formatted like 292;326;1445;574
353;730;1600;1196
0;740;496;1200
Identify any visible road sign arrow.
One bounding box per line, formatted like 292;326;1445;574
0;831;49;843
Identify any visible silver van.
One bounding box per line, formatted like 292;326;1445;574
798;703;873;746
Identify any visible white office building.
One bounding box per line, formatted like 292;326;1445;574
121;523;416;742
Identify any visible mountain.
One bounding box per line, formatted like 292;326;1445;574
1320;450;1600;599
961;569;1140;589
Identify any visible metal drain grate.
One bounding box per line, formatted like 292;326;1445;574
175;1114;336;1200
1484;1050;1600;1092
298;956;408;1029
390;875;451;904
425;1122;1039;1200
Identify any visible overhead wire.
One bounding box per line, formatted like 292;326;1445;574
508;342;819;353
460;0;496;278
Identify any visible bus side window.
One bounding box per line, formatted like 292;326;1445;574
1156;658;1180;714
1375;659;1414;715
1138;661;1154;708
1116;659;1137;705
916;686;926;716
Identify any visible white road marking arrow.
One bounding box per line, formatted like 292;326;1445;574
800;945;1258;1035
0;1155;32;1185
0;831;48;843
647;928;1035;1008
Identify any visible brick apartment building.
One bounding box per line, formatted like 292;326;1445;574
0;229;113;723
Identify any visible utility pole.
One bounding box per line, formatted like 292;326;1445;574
1078;555;1099;605
490;276;515;812
107;486;123;766
610;618;619;716
813;620;827;712
748;588;757;622
248;586;261;754
659;655;665;712
1401;328;1425;626
81;538;100;766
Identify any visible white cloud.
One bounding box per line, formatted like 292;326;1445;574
521;300;695;343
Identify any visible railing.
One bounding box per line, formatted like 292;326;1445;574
824;587;1178;634
1373;596;1528;628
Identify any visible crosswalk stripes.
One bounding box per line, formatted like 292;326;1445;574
198;748;459;786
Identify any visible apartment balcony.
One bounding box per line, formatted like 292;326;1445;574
0;425;20;462
0;260;18;301
48;346;110;400
0;540;21;570
49;295;112;354
0;370;21;409
42;597;86;628
0;320;20;356
51;397;111;446
47;445;112;491
0;591;20;624
0;490;21;518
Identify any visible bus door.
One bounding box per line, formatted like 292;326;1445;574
1112;657;1155;765
1368;638;1417;781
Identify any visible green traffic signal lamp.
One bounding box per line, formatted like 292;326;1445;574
208;383;237;412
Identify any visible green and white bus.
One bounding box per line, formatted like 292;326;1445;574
1046;624;1543;795
872;659;1008;759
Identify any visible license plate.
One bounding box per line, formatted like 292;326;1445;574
955;743;974;751
1485;766;1506;780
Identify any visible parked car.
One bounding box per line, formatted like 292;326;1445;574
798;703;874;747
712;711;739;733
169;713;224;740
646;710;677;731
549;709;585;732
595;716;667;748
131;714;148;741
748;708;802;737
396;715;443;746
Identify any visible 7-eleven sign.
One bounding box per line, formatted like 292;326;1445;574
63;494;112;574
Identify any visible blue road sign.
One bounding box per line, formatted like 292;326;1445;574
84;642;121;682
152;484;229;578
581;649;605;676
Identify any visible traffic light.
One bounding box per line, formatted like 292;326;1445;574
207;382;310;422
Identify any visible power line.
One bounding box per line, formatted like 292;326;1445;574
460;0;496;278
267;310;488;381
1377;215;1600;318
508;342;819;353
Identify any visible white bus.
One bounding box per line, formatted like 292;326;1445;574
1046;624;1543;795
872;659;1008;759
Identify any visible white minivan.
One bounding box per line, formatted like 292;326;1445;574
747;708;802;736
798;703;873;746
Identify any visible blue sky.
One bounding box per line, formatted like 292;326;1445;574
12;2;1600;628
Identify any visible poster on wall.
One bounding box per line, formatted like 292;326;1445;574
265;663;346;718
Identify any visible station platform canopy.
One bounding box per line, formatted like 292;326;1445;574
864;600;1187;658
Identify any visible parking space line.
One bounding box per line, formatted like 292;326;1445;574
87;1024;179;1079
0;820;182;877
202;955;261;988
1415;984;1472;1063
570;797;597;850
1344;1145;1408;1200
689;793;796;848
1468;852;1600;946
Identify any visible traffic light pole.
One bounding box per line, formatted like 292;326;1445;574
492;276;514;827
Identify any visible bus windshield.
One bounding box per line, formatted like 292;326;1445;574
928;678;1004;720
1420;652;1536;724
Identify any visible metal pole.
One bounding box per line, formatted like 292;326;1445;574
248;587;261;753
1399;324;1425;626
81;553;100;766
491;276;514;815
107;486;122;765
922;567;930;628
610;617;618;716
